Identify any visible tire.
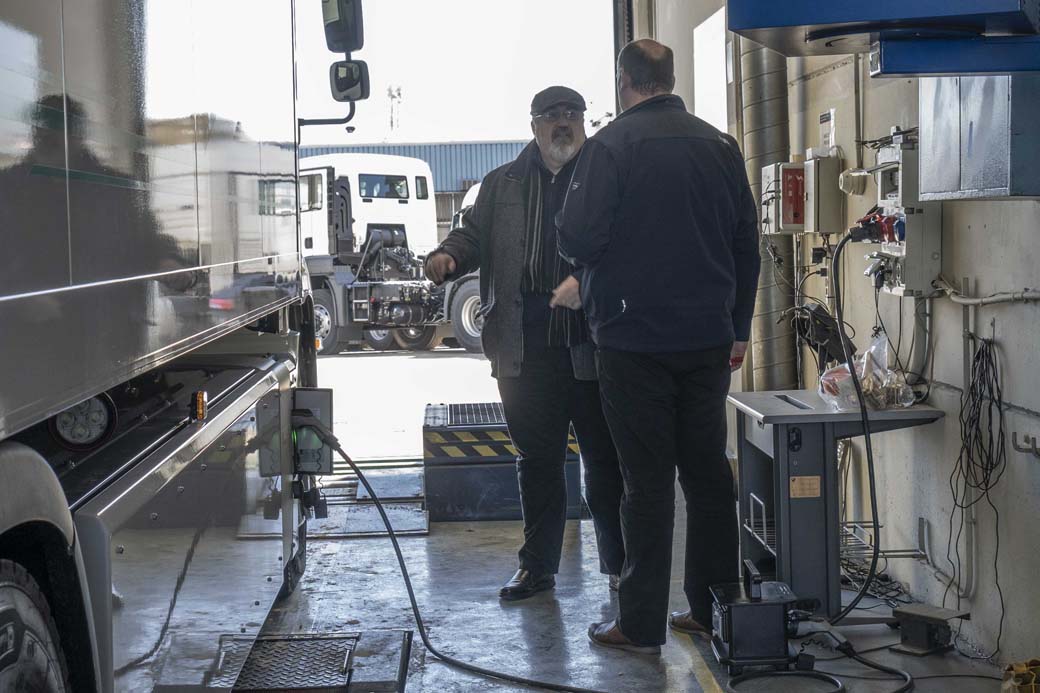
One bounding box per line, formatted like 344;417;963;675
450;281;484;353
363;329;397;351
312;290;340;356
393;326;442;351
0;559;70;693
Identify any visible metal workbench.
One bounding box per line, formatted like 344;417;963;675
728;390;944;618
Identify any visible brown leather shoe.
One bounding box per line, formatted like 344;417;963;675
499;569;554;601
669;610;711;639
587;620;661;655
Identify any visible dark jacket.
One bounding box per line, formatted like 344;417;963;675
557;94;760;353
435;142;597;380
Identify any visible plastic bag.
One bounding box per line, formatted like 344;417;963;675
818;334;915;411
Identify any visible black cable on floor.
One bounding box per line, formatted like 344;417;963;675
813;641;899;661
816;670;1002;683
293;412;608;693
114;526;207;675
848;653;913;693
810;630;916;693
728;670;845;692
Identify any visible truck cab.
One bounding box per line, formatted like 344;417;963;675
300;153;438;262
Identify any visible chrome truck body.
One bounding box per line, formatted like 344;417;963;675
0;1;324;690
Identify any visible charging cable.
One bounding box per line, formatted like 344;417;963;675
828;230;882;623
292;411;608;693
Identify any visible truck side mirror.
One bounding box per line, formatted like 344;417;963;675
322;0;364;53
329;60;370;102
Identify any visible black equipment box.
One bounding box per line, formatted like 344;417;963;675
423;403;583;522
711;569;797;675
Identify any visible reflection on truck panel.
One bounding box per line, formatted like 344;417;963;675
0;0;300;442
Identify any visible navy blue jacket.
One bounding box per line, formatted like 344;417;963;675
557;94;760;353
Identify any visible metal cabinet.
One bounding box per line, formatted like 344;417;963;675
729;390;942;617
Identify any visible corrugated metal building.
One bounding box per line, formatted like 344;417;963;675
300;140;529;192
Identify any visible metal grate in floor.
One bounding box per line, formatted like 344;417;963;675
203;633;358;691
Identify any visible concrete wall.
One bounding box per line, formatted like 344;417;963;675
639;0;1040;663
793;55;1040;662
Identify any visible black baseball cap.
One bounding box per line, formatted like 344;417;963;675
530;86;586;115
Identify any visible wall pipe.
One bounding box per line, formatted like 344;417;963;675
740;37;798;391
907;297;930;386
935;277;1040;306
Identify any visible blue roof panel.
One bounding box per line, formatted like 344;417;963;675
300;141;529;192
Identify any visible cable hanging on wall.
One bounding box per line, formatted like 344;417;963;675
944;332;1007;661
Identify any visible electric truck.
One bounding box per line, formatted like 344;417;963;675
0;1;364;690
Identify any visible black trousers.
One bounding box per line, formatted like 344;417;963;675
497;347;625;576
597;345;739;646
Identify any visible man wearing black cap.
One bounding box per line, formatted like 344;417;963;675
425;86;625;601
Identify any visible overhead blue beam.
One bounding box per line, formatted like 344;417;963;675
727;0;1039;56
870;35;1040;77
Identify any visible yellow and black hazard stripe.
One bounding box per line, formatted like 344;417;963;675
423;428;580;461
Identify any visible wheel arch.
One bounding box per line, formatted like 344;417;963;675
0;443;100;692
444;271;480;317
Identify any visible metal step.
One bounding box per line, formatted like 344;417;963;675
209;630;411;692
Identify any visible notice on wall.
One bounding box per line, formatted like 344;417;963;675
790;475;822;499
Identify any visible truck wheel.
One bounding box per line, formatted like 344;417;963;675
451;281;484;353
363;329;397;351
394;327;441;351
313;290;340;356
0;560;70;693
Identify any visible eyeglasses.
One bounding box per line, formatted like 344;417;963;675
533;109;583;123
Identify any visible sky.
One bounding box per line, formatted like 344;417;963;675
295;0;617;146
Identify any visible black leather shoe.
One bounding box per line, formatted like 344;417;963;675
499;569;555;601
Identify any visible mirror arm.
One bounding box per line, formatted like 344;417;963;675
298;101;356;130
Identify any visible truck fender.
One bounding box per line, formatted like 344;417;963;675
0;441;102;692
443;270;480;317
0;442;74;545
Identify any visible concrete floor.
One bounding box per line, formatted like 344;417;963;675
260;348;1003;692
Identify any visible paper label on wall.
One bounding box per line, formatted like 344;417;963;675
790;475;821;498
819;108;836;149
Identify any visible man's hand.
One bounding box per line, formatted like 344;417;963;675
730;341;748;372
549;275;582;310
425;252;456;285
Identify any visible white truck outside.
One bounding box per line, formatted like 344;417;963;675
299;153;483;353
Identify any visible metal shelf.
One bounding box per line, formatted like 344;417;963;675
745;493;776;556
841;521;925;560
744;520;777;557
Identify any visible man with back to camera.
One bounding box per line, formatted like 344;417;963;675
557;40;760;654
424;86;625;601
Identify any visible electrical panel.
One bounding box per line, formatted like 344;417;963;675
761;163;805;235
863;130;942;297
804;156;844;235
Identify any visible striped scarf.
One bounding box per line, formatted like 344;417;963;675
520;165;590;348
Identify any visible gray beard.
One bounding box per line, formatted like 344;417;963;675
546;139;578;168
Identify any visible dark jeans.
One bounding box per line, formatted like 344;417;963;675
497;347;625;577
597;346;739;646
